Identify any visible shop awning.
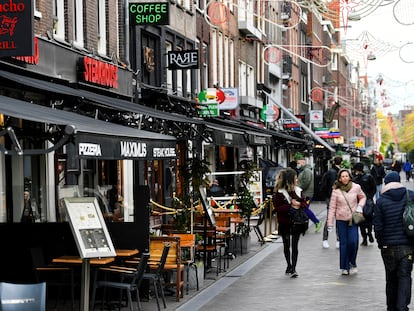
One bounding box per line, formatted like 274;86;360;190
0;69;203;125
0;95;177;160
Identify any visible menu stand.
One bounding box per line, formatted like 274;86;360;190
64;197;116;311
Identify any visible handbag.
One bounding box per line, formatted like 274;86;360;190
341;190;365;226
403;190;414;236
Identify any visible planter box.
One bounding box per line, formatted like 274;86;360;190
186;261;204;290
231;235;251;255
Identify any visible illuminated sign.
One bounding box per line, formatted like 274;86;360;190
129;2;169;26
0;0;34;57
78;56;118;89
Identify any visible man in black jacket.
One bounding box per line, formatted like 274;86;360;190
353;162;377;246
374;171;414;310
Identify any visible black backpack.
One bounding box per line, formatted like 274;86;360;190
291;208;309;236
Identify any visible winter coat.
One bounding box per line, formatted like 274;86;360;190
327;183;366;227
371;164;386;186
374;182;414;248
297;165;314;199
353;172;377;200
273;187;305;226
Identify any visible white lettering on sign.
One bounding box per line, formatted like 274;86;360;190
120;141;147;157
79;143;102;156
153;148;176;158
168;51;198;68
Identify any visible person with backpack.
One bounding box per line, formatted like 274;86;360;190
374;171;414;310
273;168;308;278
352;162;377;246
322;156;342;249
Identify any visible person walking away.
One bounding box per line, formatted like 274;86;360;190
322;156;342;248
327;169;366;275
352;162;377;246
371;156;386;200
403;160;412;182
296;156;322;233
374;171;414;310
273;168;307;278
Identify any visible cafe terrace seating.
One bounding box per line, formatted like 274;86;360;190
91;252;150;311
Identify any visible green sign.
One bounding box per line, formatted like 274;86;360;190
129;2;170;26
198;103;219;117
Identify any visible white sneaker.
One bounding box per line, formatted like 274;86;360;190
350;267;358;275
322;240;330;248
336;241;340;249
341;270;349;275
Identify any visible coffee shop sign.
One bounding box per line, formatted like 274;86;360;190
129;2;169;26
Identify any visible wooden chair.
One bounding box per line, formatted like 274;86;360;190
91;252;150;311
0;282;46;311
30;247;76;310
214;216;232;274
149;236;184;303
170;233;199;294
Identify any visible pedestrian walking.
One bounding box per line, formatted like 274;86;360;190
374;171;414;310
404;160;412;182
327;168;366;275
295;155;322;233
322;155;342;248
352;162;377;246
371;156;386;200
273;168;307;278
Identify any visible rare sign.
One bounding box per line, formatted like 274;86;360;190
129;2;169;26
167;50;199;70
0;0;34;57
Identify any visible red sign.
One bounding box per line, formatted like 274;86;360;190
0;0;34;57
79;56;119;89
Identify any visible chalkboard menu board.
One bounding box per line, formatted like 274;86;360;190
64;197;116;258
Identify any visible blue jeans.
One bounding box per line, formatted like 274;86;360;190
381;245;414;311
336;220;359;271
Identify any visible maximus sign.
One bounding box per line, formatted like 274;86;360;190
167;50;199;70
129;2;169;26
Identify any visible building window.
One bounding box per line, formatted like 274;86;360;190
34;0;42;18
53;0;65;40
73;0;84;48
202;42;209;90
224;36;229;87
97;0;106;55
229;40;234;87
166;42;173;92
239;61;247;96
211;29;218;86
218;32;223;87
247;64;254;96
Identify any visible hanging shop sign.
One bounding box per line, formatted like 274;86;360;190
78;56;118;89
220;88;239;110
282;114;305;131
310;110;323;123
197;88;225;117
314;127;341;139
167;50;199;70
129;2;169;26
0;0;34;57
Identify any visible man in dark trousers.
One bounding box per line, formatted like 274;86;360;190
322;156;342;249
352;162;377;246
374;171;414;310
371;156;386;200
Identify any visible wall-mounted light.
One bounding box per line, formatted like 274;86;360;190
367;52;376;61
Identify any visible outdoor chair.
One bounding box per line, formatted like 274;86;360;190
91;252;150;311
0;282;46;311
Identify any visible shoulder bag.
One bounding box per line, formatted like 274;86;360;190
403;190;414;236
341;190;365;226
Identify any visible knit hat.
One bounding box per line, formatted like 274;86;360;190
384;171;400;184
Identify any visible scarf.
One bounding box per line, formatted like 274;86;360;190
338;181;352;192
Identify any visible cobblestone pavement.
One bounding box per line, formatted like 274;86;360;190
58;176;414;311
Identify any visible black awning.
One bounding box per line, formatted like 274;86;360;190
0;95;177;160
0;69;203;125
208;119;306;144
